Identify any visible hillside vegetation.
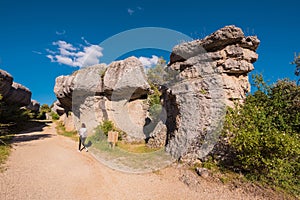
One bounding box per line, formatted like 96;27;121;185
218;74;300;196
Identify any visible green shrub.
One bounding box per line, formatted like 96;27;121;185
148;84;162;120
99;120;114;136
37;104;51;120
93;120;124;141
50;112;60;120
223;75;300;196
149;104;162;120
0;103;31;123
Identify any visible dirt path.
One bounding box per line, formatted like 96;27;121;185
0;122;265;200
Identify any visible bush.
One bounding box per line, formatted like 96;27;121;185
50;112;59;120
223;75;300;195
0;103;31;123
148;84;162;120
99;120;114;136
37;104;51;120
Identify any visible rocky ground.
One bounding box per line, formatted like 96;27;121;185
0;122;284;200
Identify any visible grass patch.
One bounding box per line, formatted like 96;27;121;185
0;124;14;170
117;141;161;153
55;121;77;140
85;133;173;173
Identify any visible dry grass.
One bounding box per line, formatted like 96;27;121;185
117;141;161;153
55;121;78;141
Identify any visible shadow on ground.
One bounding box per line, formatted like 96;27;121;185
16;121;50;134
11;121;52;144
12;133;52;143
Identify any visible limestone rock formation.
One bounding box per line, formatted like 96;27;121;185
53;25;260;162
54;57;150;142
146;121;167;149
164;25;260;160
26;100;40;112
104;56;150;100
0;69;32;106
54;75;75;112
51;100;65;116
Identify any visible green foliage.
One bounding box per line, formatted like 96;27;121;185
223;75;300;196
93;120;123;141
40;104;51;113
0;102;31;123
0;124;13;169
149;104;162;120
50;112;60;120
99;120;114;136
37;104;51;120
146;58;166;85
148;84;162;120
291;53;300;84
146;58;179;87
99;68;107;78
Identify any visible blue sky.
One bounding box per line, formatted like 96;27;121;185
0;0;299;105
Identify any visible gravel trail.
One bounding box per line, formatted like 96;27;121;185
0;122;265;200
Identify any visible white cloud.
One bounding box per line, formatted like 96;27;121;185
127;8;134;15
56;30;66;35
138;55;159;68
46;39;103;68
32;50;42;55
127;6;143;15
55;55;75;66
52;40;77;51
46;55;54;62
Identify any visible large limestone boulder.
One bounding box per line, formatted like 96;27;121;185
0;69;32;106
53;57;150;142
54;64;107;112
104;56;150;100
54;75;75;112
164;25;260;160
0;69;13;97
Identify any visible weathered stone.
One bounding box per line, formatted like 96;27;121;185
52;25;260;163
59;113;76;132
201;25;245;51
54;58;150;139
146;120;167;148
104;56;150;100
164;25;260;161
170;25;246;64
195;167;209;178
0;69;32;107
73;64;106;94
223;59;254;74
51;100;65;116
26;100;40;112
108;99;149;143
0;69;13;97
240;36;260;51
6;82;31;106
54;75;74;111
54;64;106;112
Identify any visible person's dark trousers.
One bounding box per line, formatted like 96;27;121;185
78;137;86;151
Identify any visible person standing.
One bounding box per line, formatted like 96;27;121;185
78;123;88;152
